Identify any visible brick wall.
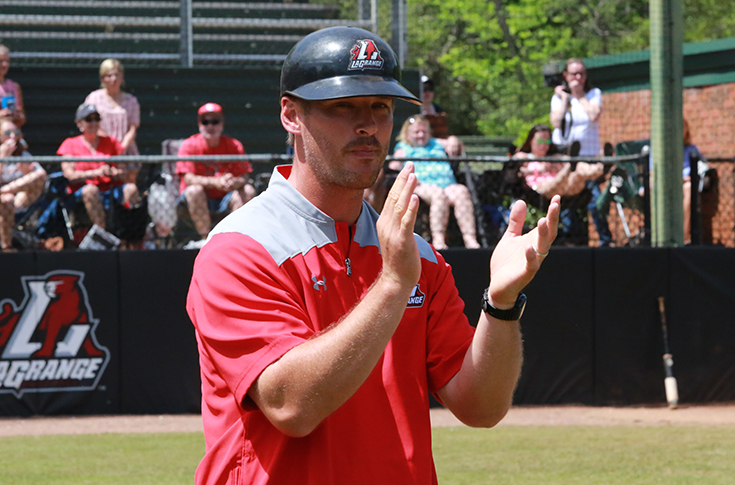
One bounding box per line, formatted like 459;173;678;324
596;82;735;247
599;82;735;157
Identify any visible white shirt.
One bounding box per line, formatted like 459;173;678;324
551;88;602;157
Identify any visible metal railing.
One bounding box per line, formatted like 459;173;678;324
8;151;730;250
1;152;664;251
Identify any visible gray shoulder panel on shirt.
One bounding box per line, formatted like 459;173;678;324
208;167;438;266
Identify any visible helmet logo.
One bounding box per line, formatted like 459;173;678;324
349;40;384;71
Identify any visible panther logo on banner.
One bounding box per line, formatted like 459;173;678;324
0;271;110;398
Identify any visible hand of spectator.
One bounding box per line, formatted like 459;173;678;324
216;173;236;192
220;174;246;192
568;78;585;99
0;108;13;119
95;165;111;178
487;195;560;308
228;176;247;191
376;162;421;290
108;166;126;179
554;85;570;101
0;138;17;158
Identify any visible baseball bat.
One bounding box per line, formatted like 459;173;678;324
657;296;679;409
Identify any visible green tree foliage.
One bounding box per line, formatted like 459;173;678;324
407;0;650;140
319;0;735;140
404;0;733;140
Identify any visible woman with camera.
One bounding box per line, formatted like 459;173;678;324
550;58;602;156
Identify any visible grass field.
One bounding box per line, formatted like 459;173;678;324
0;425;733;484
433;426;735;484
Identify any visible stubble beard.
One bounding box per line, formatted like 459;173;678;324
304;136;388;190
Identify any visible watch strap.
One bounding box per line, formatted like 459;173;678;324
482;289;527;321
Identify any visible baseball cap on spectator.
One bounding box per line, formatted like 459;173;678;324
421;75;434;92
75;103;100;121
198;103;223;117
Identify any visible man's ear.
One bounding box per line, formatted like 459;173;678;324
280;97;301;137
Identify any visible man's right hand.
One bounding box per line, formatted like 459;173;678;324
376;162;421;290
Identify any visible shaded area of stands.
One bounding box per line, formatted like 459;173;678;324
9;65;422;157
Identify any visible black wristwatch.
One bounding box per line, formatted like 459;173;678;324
482;288;527;321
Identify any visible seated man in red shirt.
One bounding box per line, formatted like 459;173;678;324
176;103;255;241
57;103;142;243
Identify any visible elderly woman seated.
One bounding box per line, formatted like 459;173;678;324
389;115;479;250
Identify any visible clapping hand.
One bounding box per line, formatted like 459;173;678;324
487;195;561;308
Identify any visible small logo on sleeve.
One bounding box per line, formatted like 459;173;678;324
406;285;425;308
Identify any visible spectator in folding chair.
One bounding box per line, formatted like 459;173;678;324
57;103;144;245
390;115;480;249
514;124;606;245
176;103;256;245
0;118;46;251
644;118;710;245
514;124;565;195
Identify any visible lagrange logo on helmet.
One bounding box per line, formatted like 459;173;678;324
0;271;110;398
349;40;384;71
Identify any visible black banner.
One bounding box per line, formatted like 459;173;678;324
0;247;734;416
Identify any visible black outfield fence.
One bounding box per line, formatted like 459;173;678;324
0;246;734;416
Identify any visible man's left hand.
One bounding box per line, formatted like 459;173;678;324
487;195;561;308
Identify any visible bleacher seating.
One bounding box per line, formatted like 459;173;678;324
0;0;367;67
1;0;419;157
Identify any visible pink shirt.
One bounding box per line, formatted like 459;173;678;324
84;89;141;155
523;161;563;190
0;79;19;100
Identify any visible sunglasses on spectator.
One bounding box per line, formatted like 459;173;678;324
2;129;21;136
201;118;221;126
567;71;586;77
84;115;101;122
534;138;552;144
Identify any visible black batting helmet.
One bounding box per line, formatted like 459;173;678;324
280;26;420;105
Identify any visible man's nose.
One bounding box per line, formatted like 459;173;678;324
354;107;379;136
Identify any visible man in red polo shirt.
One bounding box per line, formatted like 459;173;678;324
188;28;561;484
176;103;255;241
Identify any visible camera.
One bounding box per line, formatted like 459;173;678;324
542;62;570;92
